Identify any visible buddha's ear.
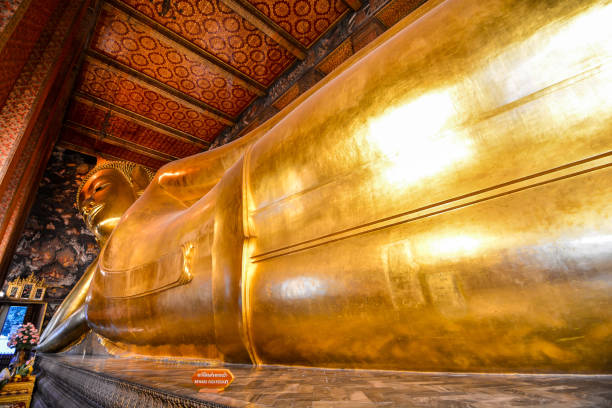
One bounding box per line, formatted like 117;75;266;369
130;165;151;196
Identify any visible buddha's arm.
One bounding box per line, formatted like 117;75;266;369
154;126;260;206
37;258;97;352
154;76;319;206
35;305;88;353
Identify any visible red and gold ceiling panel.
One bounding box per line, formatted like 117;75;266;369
66;99;107;129
62;127;168;169
247;0;347;47
66;100;203;158
119;0;296;86
59;0;359;169
76;59;226;142
91;6;258;117
106;115;203;157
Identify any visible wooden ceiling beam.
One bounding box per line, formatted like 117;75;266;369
103;0;267;94
64;121;177;162
56;140;125;163
341;0;362;11
219;0;306;59
84;52;234;125
73;92;211;149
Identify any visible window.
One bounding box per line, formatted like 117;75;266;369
0;306;27;354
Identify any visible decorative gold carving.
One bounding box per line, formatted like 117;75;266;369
0;376;36;408
7;274;46;301
82;55;234;126
84;49;235;123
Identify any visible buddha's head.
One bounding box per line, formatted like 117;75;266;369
76;161;154;244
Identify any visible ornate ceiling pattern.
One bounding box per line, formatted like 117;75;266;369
59;0;358;169
66;100;203;158
90;5;258;116
118;0;296;86
247;0;348;46
76;59;227;141
62;126;169;168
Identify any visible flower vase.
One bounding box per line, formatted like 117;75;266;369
8;349;29;373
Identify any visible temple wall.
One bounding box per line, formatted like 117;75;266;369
4;148;99;330
0;0;100;294
0;0;63;110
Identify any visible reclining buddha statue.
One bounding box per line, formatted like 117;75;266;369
38;0;612;373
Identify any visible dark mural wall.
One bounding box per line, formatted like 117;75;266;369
4;147;99;328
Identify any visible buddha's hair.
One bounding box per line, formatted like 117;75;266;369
75;161;154;209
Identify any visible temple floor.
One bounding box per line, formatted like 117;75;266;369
33;355;612;407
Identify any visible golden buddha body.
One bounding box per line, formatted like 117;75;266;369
40;0;612;373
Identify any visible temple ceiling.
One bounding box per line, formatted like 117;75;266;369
57;0;423;169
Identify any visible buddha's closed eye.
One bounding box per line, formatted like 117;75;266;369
94;183;110;194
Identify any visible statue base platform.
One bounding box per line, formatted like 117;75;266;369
32;354;611;407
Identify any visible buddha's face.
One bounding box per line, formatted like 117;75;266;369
78;168;137;243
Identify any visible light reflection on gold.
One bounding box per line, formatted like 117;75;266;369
422;235;482;258
157;170;185;183
571;234;612;246
368;91;473;185
278;277;327;300
182;242;195;281
96;218;121;228
368;91;455;143
474;2;612;112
